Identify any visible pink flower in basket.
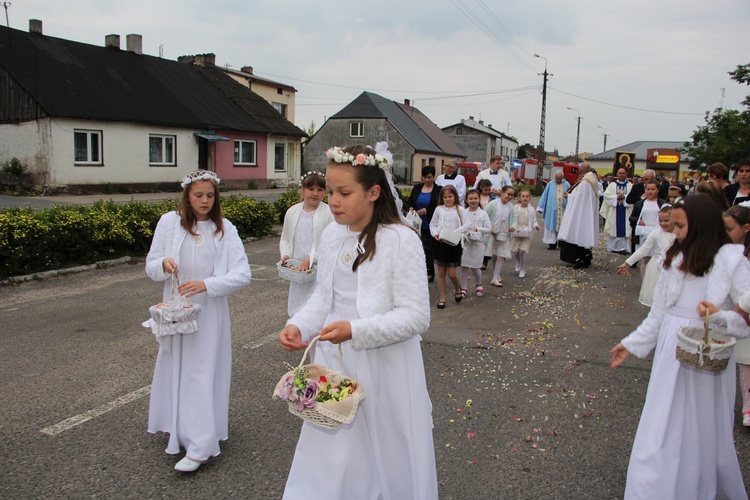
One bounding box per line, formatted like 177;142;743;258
278;374;298;402
297;379;319;410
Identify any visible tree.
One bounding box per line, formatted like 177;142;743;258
682;63;750;170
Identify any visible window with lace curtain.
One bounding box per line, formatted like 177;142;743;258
74;130;103;165
149;135;176;165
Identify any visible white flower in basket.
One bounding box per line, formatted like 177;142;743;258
273;336;366;430
676;314;736;372
142;272;201;353
277;259;317;285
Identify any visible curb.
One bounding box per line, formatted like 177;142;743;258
1;256;135;285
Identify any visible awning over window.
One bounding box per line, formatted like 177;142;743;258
194;133;229;142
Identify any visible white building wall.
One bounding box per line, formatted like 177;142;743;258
0;119;52;184
48;118;201;185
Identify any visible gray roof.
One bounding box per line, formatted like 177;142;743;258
397;103;465;157
585;141;689;161
331;91;459;156
443;118;517;143
0;25;305;136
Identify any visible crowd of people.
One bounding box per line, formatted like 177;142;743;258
141;150;750;499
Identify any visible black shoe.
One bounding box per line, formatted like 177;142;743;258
547;244;557;250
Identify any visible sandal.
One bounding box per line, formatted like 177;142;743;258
454;292;463;303
460;288;467;298
476;285;484;297
437;301;446;309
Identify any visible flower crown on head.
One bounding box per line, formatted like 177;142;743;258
299;170;325;187
181;170;221;189
326;143;392;171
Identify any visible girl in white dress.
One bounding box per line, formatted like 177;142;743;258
609;195;750;499
485;185;516;287
630;180;664;278
459;188;491;297
279;172;334;316
145;170;252;472
617;205;675;307
510;189;540;278
723;205;750;426
429;184;472;309
279;143;438;500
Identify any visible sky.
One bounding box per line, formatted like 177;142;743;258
5;0;750;157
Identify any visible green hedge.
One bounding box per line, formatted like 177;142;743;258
0;196;279;278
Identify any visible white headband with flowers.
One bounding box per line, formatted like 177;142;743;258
299;170;325;187
181;170;221;189
326;142;392;171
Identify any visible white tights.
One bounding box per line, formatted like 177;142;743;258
460;267;482;290
492;256;505;282
514;251;527;273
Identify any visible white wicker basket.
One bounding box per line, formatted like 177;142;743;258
676;315;735;372
273;336;365;430
277;259;317;285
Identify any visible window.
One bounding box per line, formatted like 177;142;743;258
456;127;464;135
234;140;257;165
272;102;287;118
149;134;176;165
74;130;102;165
349;121;364;138
274;143;286;172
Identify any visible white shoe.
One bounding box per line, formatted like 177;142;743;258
175;457;203;472
514;263;520;272
743;413;750;427
490;279;503;287
519;270;526;278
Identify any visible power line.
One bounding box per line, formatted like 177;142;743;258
551;86;705;116
475;0;537;62
448;0;539;74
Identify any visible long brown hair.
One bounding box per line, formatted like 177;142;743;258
725;205;750;258
327;145;403;271
178;177;225;238
695;181;729;212
663;195;730;275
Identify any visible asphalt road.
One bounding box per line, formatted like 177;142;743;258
2;222;750;499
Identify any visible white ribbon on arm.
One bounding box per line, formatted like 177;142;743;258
375;141;411;227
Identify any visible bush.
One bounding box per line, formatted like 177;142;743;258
273;189;301;224
1;157;28;178
0;195;279;278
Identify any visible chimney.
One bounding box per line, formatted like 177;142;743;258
105;34;120;49
126;34;143;55
194;53;216;66
178;55;196;64
469;116;474;121
479;120;484;125
29;19;43;34
404;99;410;106
241;65;254;74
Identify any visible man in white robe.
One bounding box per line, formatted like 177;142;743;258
558;162;601;268
537;170;571;250
473;155;512;195
600;167;633;254
436;161;467;205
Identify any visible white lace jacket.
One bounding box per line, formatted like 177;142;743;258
287;223;430;350
145;211;251;298
622;244;750;358
279;202;334;262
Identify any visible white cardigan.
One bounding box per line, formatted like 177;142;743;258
622;244;750;358
145;211;251;297
287;223;430;350
512;204;540;233
279;202;334;263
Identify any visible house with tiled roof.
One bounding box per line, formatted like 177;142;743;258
584;141;692;180
0;21;306;191
303;91;466;183
442;116;519;166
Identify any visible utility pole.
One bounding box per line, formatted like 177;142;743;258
567;107;581;160
597;125;608;153
534;54;549;186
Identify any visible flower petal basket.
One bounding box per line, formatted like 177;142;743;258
676;315;735;372
273;336;366;430
277;259;317;285
143;272;201;337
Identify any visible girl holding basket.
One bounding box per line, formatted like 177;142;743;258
278;143;438;499
279;171;334;316
145;170;252;472
609;195;750;499
510;188;540;278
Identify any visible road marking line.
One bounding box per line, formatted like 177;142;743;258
41;333;277;436
40;385;152;436
243;332;279;350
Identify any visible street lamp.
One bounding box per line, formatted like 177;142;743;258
597;125;608;152
566;107;581;160
534;53;549;186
